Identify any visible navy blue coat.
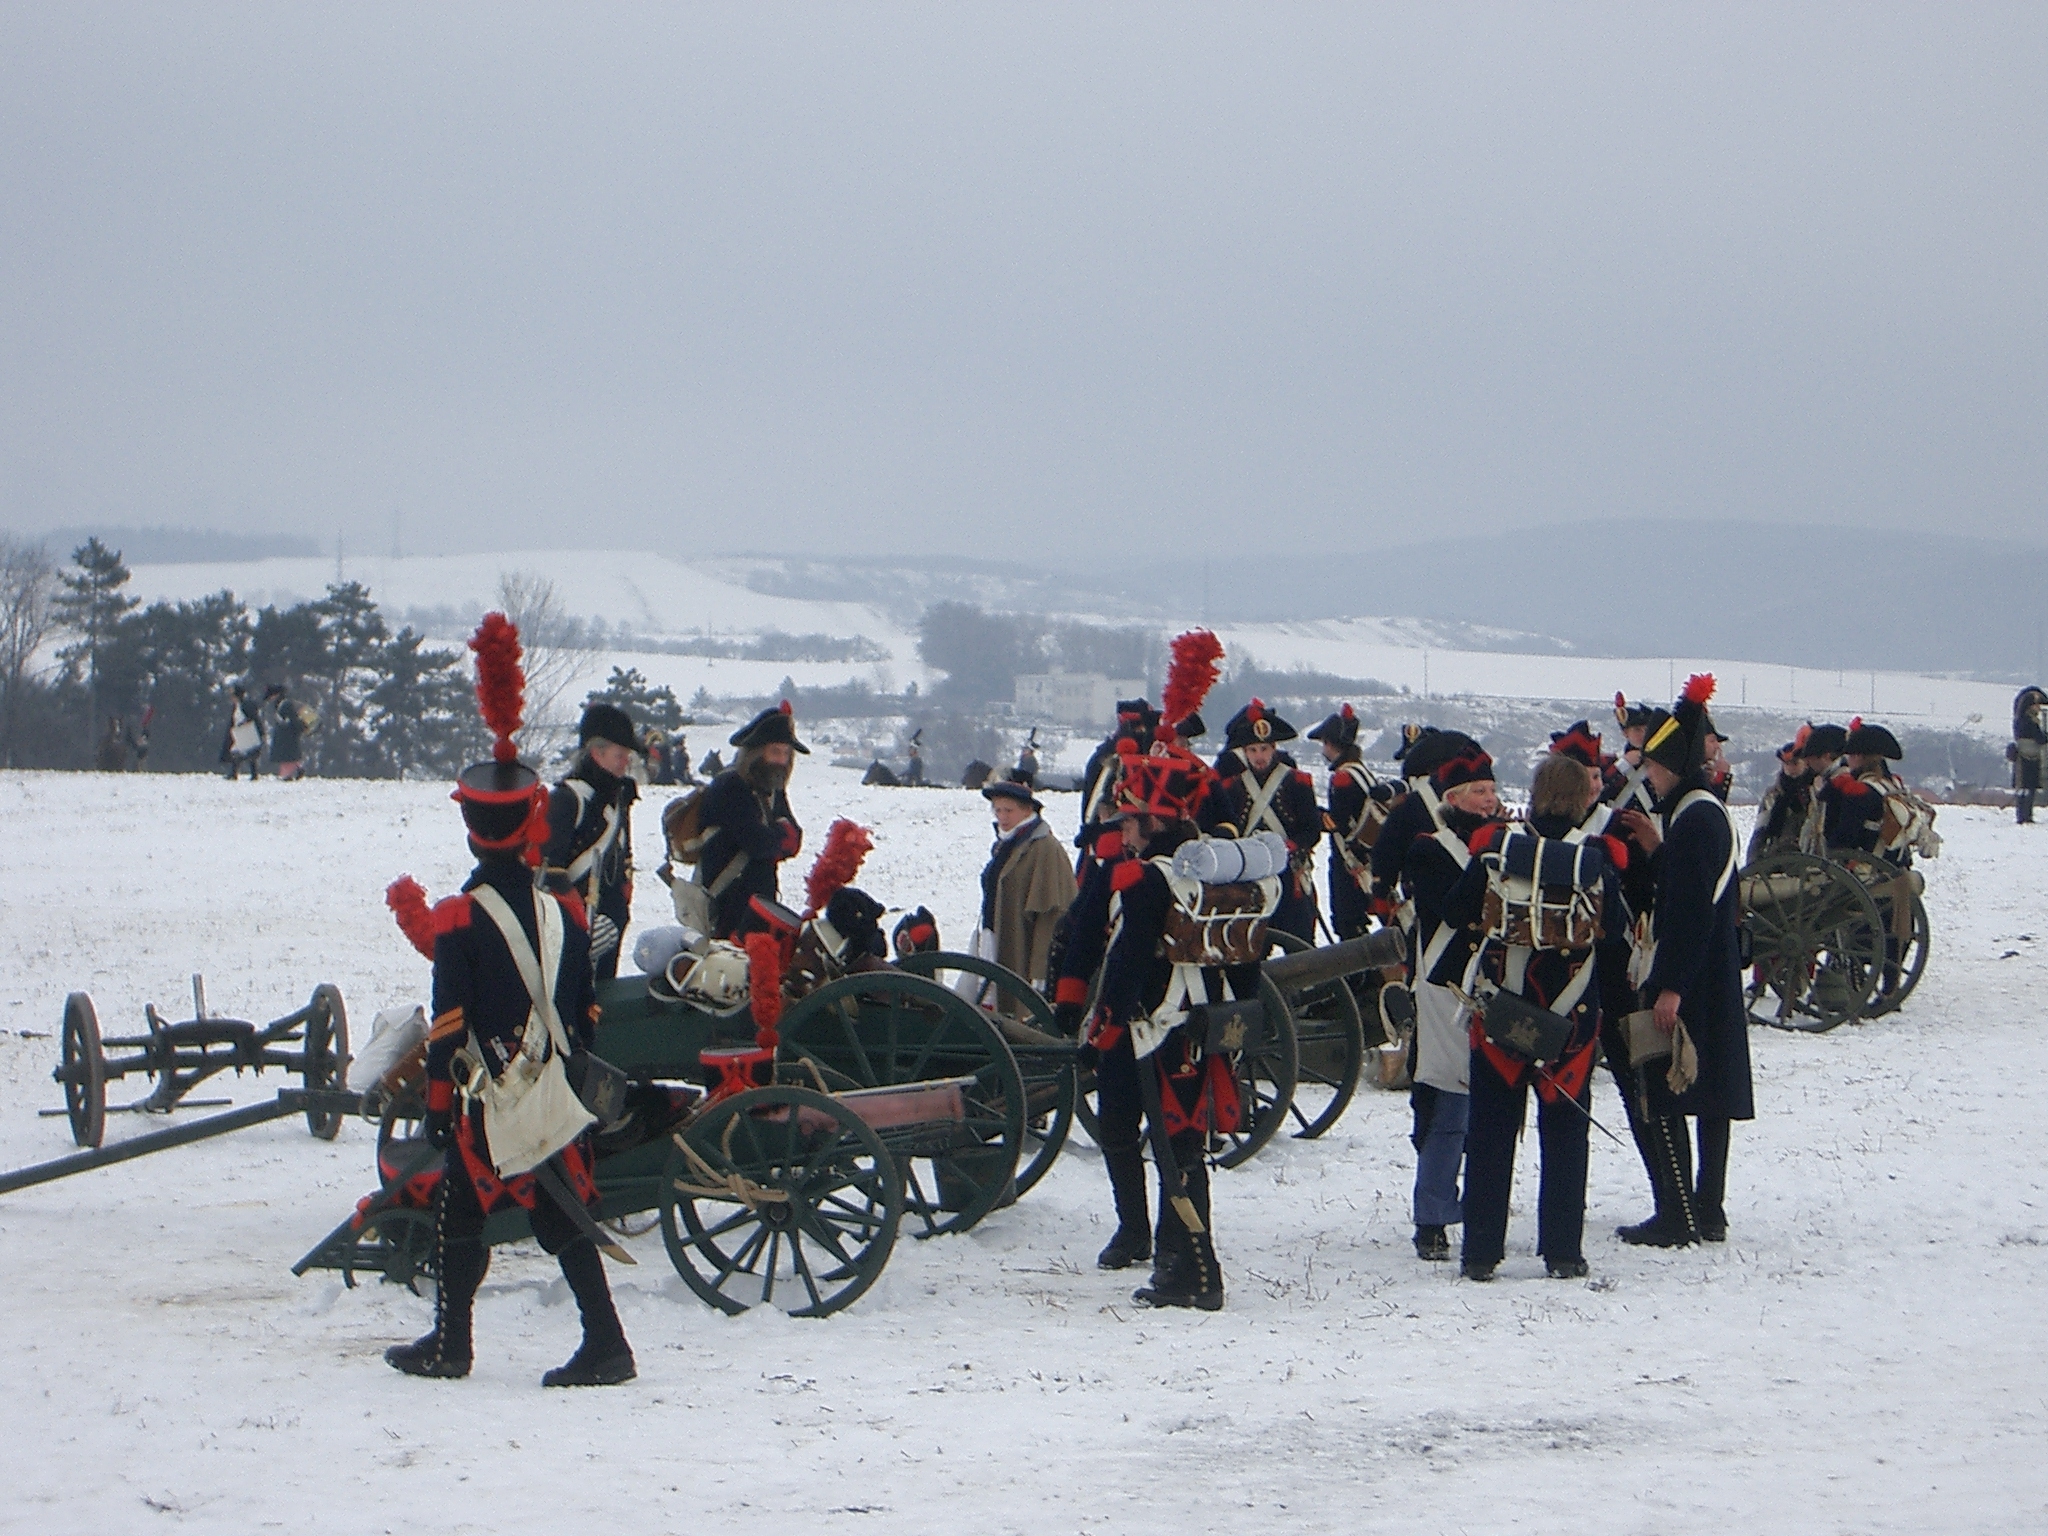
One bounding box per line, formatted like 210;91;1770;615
1371;784;1436;902
542;759;637;936
693;767;801;938
425;859;598;1120
1643;790;1754;1120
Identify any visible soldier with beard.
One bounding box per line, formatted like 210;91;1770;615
542;703;639;984
693;702;806;940
1210;700;1323;941
1076;699;1158;864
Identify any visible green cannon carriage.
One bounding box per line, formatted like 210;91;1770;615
298;964;1032;1317
1740;848;1930;1032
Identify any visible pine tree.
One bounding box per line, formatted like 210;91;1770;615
310;581;391;775
585;665;685;732
366;628;476;779
53;538;139;746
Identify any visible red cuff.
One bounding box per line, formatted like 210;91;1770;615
1600;833;1630;871
426;1079;454;1112
1055;976;1090;1007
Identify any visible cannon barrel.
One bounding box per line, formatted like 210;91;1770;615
1261;930;1406;991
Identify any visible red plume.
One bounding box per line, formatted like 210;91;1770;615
386;876;436;960
1248;698;1265;720
804;819;874;916
1680;673;1716;707
745;931;784;1048
1849;715;1863;732
1161;629;1224;731
468;612;526;763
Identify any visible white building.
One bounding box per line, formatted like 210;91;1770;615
1013;673;1147;728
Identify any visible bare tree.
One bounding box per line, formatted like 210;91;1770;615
496;571;598;761
0;537;57;767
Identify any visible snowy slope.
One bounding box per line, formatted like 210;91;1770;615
2;770;2045;1533
124;550;912;651
1217;617;2020;732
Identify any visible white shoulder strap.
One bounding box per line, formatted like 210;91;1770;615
469;885;570;1057
1237;768;1288;838
1671;790;1740;905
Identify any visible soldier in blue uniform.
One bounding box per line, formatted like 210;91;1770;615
1309;704;1399;939
542;702;638;983
1615;675;1754;1248
1209;700;1323;941
387;617;633;1387
692;702;806;940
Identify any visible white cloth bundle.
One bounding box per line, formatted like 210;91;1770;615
1171;831;1290;884
633;924;697;977
348;1004;428;1092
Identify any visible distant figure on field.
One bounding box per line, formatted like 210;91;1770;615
220;684;265;781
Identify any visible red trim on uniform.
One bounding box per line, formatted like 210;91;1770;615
1093;830;1123;860
1599;833;1630;871
1110;859;1145;892
1831;772;1875;796
1469;820;1506;856
556;889;589;929
1293;770;1314;787
1055;976;1091;1007
433;894;473;933
1535;1038;1598;1104
426;1079;454;1112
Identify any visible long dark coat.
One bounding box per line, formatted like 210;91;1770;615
1643;790;1754;1120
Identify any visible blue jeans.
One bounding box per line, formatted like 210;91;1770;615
1410;1083;1467;1226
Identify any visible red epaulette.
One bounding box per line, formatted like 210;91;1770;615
1110;859;1146;893
554;889;590;930
1831;772;1874;796
1599;833;1629;871
431;894;473;934
1293;770;1315;787
1094;830;1124;860
1468;821;1506;856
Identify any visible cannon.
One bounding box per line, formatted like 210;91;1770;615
46;977;350;1149
296;963;1030;1317
1740;849;1931;1032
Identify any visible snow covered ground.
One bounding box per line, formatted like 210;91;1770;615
3;768;2045;1534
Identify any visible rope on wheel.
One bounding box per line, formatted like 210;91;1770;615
668;1130;791;1211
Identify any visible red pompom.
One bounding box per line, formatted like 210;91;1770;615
778;700;792;715
1340;703;1355;721
745;931;784;1045
1248;698;1265;721
804;819;874;916
386;876;437;960
468;612;526;762
1161;629;1225;733
1680;673;1716;707
1848;715;1864;732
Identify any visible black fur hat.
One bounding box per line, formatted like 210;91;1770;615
579;701;637;751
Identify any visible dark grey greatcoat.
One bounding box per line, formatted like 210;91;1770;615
1643;788;1754;1120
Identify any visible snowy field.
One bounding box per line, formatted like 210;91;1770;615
3;768;2046;1534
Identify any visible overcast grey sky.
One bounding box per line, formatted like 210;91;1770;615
2;4;2042;561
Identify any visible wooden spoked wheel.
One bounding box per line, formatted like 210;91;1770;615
660;1085;902;1318
894;952;1077;1200
1266;931;1365;1140
301;984;350;1140
59;992;107;1150
779;971;1025;1239
1740;851;1886;1032
1833;856;1932;1018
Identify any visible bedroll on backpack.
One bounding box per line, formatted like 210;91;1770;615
1161;880;1278;966
1481;830;1607;951
662;788;710;866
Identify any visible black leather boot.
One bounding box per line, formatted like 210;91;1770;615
1694;1117;1730;1242
1096;1144;1152;1270
543;1239;635;1387
1133;1133;1221;1310
1617;1115;1700;1248
386;1225;486;1379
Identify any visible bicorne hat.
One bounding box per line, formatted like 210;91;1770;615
1223;698;1297;751
1842;717;1902;760
1307;703;1360;749
730;701;809;754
